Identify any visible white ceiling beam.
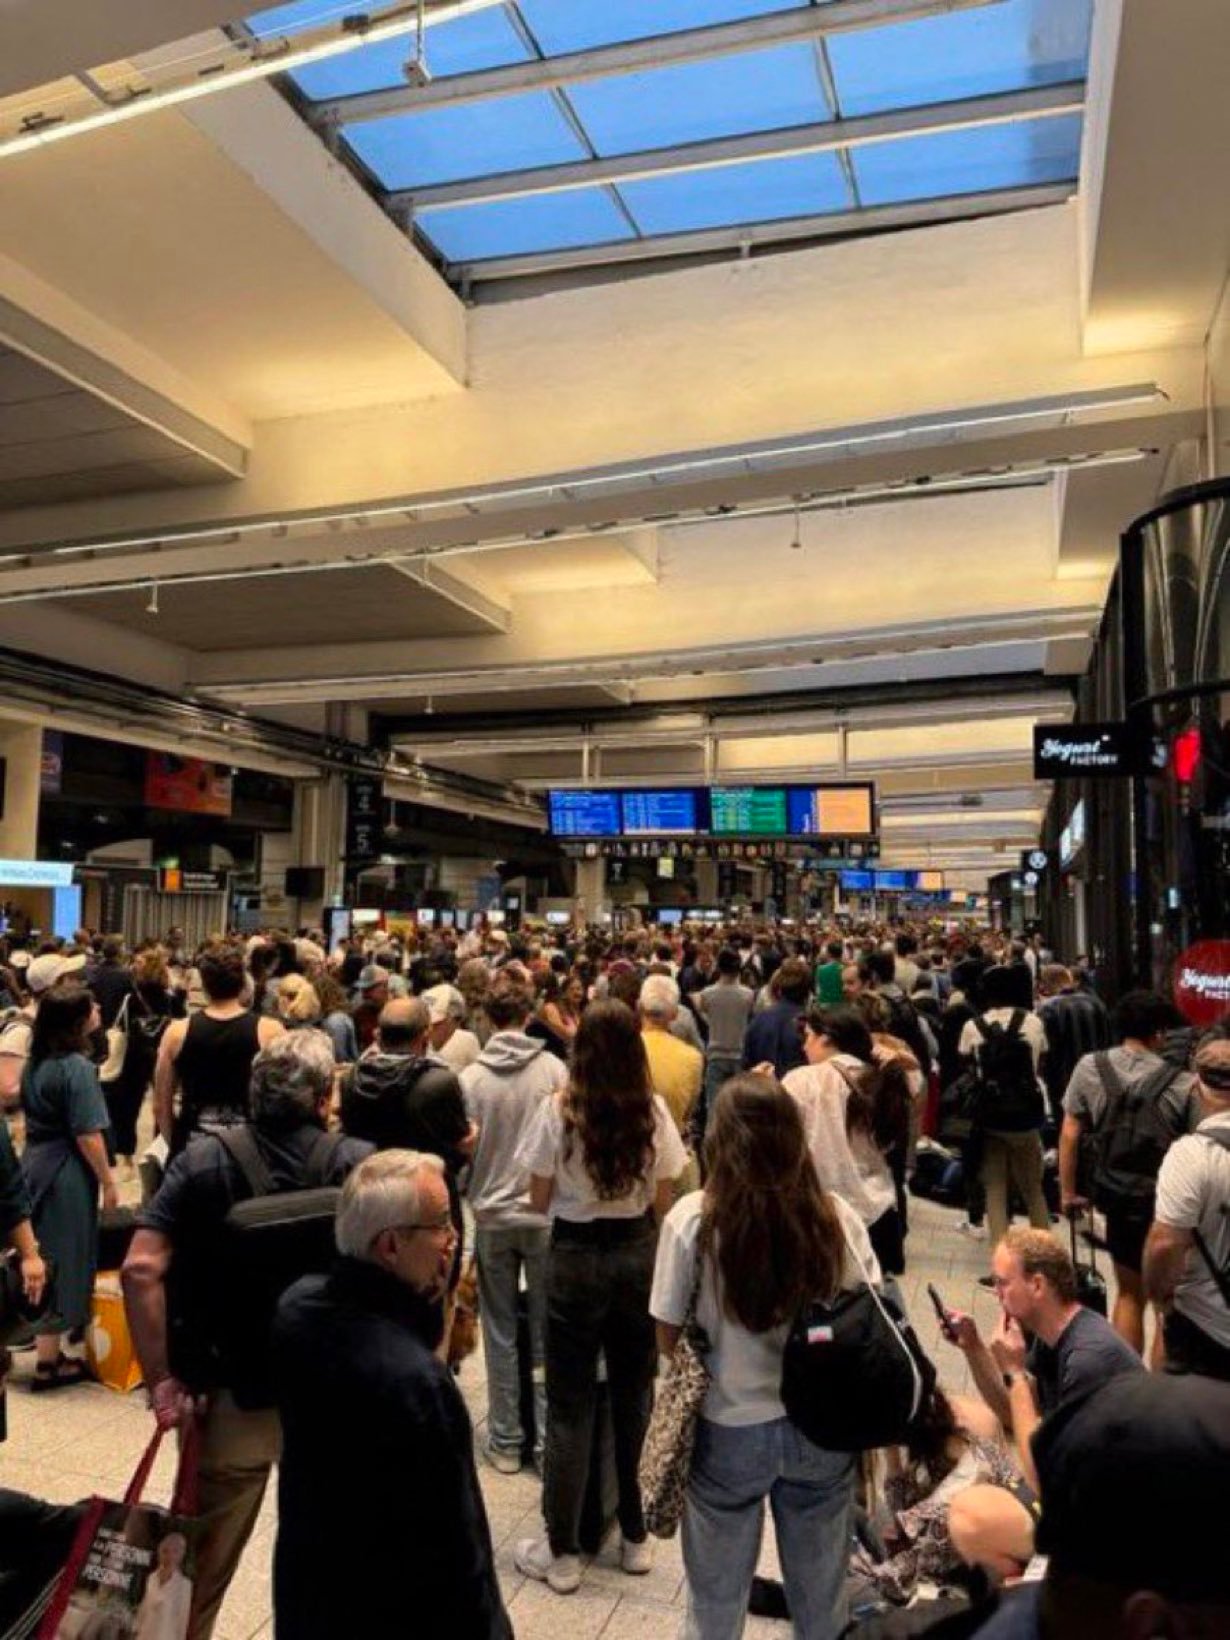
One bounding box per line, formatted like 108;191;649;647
310;0;1006;125
383;558;511;632
394;84;1083;211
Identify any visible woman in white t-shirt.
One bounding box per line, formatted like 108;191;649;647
514;1000;687;1596
652;1074;880;1638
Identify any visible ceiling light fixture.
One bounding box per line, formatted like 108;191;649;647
0;0;506;161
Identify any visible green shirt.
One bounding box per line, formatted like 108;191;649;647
815;960;844;1005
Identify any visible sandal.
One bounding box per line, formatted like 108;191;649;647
30;1356;91;1392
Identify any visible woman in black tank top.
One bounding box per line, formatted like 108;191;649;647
173;1010;262;1151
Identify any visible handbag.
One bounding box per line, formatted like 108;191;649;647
638;1228;712;1539
98;995;131;1087
38;1425;200;1639
781;1236;935;1453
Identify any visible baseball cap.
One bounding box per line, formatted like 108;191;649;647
27;952;86;994
354;964;388;992
421;984;465;1024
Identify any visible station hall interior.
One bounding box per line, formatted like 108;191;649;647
1;0;1230;1636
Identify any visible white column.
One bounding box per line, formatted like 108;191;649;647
0;721;42;858
574;856;607;921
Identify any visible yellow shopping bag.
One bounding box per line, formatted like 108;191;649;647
87;1272;144;1393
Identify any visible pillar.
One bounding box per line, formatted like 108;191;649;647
0;721;43;858
291;774;348;925
574;856;607;921
694;859;718;905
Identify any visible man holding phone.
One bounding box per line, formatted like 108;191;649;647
933;1229;1141;1580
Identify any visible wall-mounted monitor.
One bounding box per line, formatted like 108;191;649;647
548;789;621;837
620;789;703;836
916;870;946;893
657;908;684;926
874;870;915;891
710;786;789;836
841;869;875;891
786;785;876;838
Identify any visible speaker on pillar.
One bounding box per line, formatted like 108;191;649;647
286;867;325;899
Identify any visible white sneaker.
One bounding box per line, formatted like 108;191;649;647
621;1537;654;1575
956;1219;987;1240
486;1447;521;1475
514;1535;581;1595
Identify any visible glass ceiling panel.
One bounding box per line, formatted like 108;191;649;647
345;90;586;191
566;44;830;157
416;188;636;262
514;0;808;58
286;10;531;100
620;151;851;236
851;113;1082;207
827;0;1093;117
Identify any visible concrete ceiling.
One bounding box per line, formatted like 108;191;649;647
0;0;1225;881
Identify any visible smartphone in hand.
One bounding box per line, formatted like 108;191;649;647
927;1282;960;1342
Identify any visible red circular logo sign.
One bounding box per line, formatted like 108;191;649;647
1174;940;1230;1029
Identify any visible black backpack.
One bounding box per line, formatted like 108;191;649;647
211;1126;344;1410
1090;1054;1189;1214
969;1011;1044;1132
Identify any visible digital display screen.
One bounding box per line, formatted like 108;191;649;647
916;870;946;892
416;908;436;927
710;786;789;835
841;870;875;891
657;908;683;925
786;786;875;838
546;911;571;926
621;789;701;836
874;870;915;891
548;789;621;837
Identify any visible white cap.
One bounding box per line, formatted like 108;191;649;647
26;951;86;994
421;983;466;1024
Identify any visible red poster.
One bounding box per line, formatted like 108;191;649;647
1174;941;1230;1030
145;753;233;817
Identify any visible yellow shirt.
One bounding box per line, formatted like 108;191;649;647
642;1027;703;1137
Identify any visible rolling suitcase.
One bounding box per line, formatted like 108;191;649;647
1069;1212;1107;1316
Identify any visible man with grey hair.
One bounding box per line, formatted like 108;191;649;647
123;1032;372;1638
640;973;703;1142
271;1151;511;1639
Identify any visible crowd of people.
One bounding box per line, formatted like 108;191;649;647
0;911;1227;1638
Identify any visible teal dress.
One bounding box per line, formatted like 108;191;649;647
0;1118;31;1237
20;1053;110;1332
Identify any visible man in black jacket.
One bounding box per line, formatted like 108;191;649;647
271;1150;512;1639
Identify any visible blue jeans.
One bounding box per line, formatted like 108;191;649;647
474;1223;549;1462
683;1416;855;1640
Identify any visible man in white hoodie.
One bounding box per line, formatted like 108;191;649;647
460;970;568;1474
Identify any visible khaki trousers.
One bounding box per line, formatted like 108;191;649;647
980;1129;1051;1249
189;1390;282;1640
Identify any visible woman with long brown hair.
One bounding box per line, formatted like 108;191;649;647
515;999;687;1595
651;1074;880;1637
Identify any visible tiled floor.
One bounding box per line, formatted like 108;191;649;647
0;1198;1096;1639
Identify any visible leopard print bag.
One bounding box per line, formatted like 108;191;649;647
639;1234;711;1539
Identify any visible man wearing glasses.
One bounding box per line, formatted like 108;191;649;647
270;1151;511;1640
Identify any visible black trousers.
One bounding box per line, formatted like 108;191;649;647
543;1216;657;1556
1164;1310;1230;1383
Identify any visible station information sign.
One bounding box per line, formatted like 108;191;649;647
620;789;701;836
547;789;621;837
709;786;789;836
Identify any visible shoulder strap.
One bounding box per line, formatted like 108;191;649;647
1091;1052;1123;1120
1137;1059;1184;1104
1006;1009;1026;1040
303;1128;344;1188
216;1125;278;1199
1192;1231;1230;1309
971;1014;992;1042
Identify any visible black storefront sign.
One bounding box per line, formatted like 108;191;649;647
1033;722;1144;779
346;775;383;863
1020;848;1052;876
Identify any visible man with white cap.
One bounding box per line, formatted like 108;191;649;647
0;952;85;1109
423;984;481;1075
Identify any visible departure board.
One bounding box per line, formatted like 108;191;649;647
874;870;915;891
841;870;875;891
547;789;621;837
786;785;876;837
710;786;789;835
621;789;701;836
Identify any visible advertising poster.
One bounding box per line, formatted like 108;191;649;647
145;754;233;818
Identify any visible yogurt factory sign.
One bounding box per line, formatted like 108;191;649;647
1033;723;1143;779
1174;941;1230;1030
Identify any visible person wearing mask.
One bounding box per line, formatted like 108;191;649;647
1059;988;1198;1358
741;957;811;1081
783;1006;911;1276
935;1228;1141;1580
271;1151;511;1639
652;1075;877;1637
20;979;116;1390
422;983;482;1075
460;972;568;1474
638;975;703;1145
312;970;359;1065
1144;1036;1230;1381
154;944;284;1152
0;952;85;1111
514;1000;686;1595
696;948;754;1143
123;1034;372;1638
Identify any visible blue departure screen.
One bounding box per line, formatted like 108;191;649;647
840;870;874;891
548;789;621;837
874;870;916;891
621;789;700;836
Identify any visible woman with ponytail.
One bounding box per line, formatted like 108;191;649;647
651;1074;880;1637
782;1005;913;1275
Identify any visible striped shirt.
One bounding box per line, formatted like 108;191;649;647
1154;1112;1230;1347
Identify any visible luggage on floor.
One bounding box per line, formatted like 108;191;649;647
1069;1212;1108;1317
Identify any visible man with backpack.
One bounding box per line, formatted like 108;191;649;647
122;1033;373;1638
1058;990;1199;1359
958;964;1051;1252
1145;1037;1230;1380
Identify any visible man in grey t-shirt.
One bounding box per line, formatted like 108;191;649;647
697;948;754;1144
